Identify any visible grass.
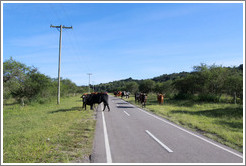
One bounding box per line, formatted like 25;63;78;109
3;95;96;163
121;93;243;153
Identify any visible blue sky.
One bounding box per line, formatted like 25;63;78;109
3;2;244;86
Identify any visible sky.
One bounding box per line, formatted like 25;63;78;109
2;2;244;86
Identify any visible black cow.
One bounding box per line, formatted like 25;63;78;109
121;91;130;99
81;93;95;110
140;93;147;108
121;91;126;99
135;92;141;103
81;93;110;111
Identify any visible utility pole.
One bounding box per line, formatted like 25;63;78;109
92;81;95;92
50;24;72;104
87;73;92;93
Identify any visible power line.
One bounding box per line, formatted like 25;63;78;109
50;24;73;104
57;4;90;86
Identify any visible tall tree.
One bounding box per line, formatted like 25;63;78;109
3;57;33;104
125;81;139;94
139;79;155;93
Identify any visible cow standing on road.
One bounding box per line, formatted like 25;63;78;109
114;91;122;97
121;91;125;99
81;92;110;111
121;91;130;99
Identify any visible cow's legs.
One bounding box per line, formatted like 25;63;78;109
83;103;86;110
142;102;146;108
102;103;109;111
102;102;110;112
90;104;93;110
106;104;110;111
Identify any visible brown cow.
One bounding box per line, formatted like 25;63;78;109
157;93;164;105
117;91;122;97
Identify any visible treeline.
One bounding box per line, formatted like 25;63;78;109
95;64;243;103
3;57;87;105
3;57;243;105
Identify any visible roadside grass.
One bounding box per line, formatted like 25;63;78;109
120;93;243;153
3;95;96;163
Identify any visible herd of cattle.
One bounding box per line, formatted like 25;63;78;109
81;91;165;111
114;91;147;107
114;91;130;98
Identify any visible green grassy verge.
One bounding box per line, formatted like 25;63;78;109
3;95;96;163
120;93;243;153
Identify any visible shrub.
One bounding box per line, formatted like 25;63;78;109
197;93;220;102
174;93;194;100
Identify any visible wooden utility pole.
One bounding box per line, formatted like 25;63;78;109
87;73;92;93
50;25;72;104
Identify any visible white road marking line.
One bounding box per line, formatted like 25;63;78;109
138;108;243;159
123;111;130;116
102;112;112;163
145;130;173;153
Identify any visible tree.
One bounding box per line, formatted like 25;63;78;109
61;78;77;96
173;74;196;94
125;82;139;94
3;57;34;104
139;79;155;93
225;75;243;102
154;82;163;93
22;72;55;103
161;80;175;97
3;57;32;83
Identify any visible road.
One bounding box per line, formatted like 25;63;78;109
91;95;243;163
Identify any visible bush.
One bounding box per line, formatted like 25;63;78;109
3;58;78;105
197;93;220;102
174;93;194;100
219;94;234;103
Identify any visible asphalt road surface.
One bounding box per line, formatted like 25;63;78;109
91;95;243;163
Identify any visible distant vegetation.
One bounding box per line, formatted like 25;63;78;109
3;57;243;105
3;57;88;105
95;63;243;104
